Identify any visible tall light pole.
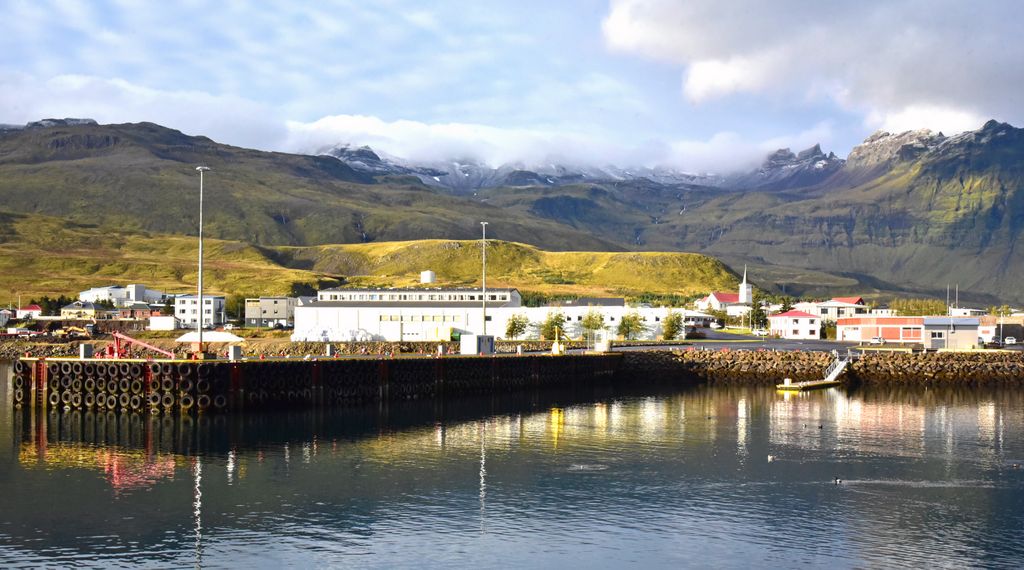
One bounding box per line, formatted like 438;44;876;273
196;166;210;349
481;221;488;336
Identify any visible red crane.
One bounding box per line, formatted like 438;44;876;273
99;331;176;359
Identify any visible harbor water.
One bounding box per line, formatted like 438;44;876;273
2;361;1024;568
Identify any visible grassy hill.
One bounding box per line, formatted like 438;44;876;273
0;211;737;303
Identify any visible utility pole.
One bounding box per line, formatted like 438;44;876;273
481;221;488;336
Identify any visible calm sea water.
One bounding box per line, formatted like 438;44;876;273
2;361;1024;568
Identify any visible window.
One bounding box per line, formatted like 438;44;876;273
792;330;799;336
484;316;492;321
931;331;944;339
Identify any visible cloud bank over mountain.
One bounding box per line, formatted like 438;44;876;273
602;0;1023;134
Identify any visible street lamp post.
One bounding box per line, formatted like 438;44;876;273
196;166;210;350
481;221;488;336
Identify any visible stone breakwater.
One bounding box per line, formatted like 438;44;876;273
623;349;831;384
849;352;1024;385
623;349;1024;385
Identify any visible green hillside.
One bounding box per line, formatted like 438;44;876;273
0;211;736;302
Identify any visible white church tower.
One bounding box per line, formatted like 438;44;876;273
738;265;753;304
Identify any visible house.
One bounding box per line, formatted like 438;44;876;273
923;317;980;350
118;303;161;319
245;297;298;327
794;297;869;321
949;307;986;317
768;310;820;340
836;316;923;343
16;304;43;319
60;301;101;319
174;295;226;328
0;309;10;327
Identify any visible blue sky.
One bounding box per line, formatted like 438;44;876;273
1;0;1021;171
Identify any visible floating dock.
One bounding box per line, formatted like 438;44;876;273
775;378;842;391
10;354;621;414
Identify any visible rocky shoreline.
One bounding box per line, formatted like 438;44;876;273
623;349;1024;386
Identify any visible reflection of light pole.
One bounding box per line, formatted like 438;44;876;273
481;222;488;336
196;166;210;348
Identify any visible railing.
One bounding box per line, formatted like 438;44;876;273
823;353;850;383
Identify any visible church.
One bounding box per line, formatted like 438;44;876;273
694;267;753;317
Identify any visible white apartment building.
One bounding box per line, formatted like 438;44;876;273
793;297;869;321
768;310;821;340
174;295;226;328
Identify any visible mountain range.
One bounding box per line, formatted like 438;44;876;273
1;117;1022;304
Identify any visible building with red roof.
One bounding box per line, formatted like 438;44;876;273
768;310;821;340
16;304;43;319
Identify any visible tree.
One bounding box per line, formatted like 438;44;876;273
891;298;946;316
505;313;529;340
749;293;768;329
617;311;645;340
779;297;794;313
580;310;605;338
540;311;567;340
662;310;683;340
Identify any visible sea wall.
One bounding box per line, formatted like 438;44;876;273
10;353;621;414
622;349;1024;386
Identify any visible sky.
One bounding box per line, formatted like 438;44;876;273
1;0;1021;172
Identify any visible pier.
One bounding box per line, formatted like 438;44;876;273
10;353;621;414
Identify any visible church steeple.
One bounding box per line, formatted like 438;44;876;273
738;265;753;304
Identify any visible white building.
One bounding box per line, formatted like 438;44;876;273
768;310;821;340
79;283;167;307
148;315;180;331
0;309;10;327
16;304;43;319
794;297;869;321
292;288;707;342
949;307;986;317
174;295;226;328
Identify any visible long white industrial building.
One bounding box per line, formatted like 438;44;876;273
291;287;713;342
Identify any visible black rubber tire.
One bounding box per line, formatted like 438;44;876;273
196;379;211;394
180;393;195;411
71;362;84;375
106;394;118;410
71;393;82;408
107;379;119;394
48;377;60;392
119;379;131;393
148;392;162;407
197;394;211;410
47;362;60;376
71;378;82;392
13;360;26;374
83;363;95;376
197;364;211;378
13;387;24;404
49;391;61;406
161;377;174;392
119;393;131;408
180;379;194;393
60;376;72;390
178;363;195;377
130;380;143;394
130;395;143;410
84;393;95;408
213;394;227;409
149;363;161;374
118;363;131;376
129;363;143;377
162;392;175;407
60;362;73;375
13;375;25;389
160;363;175;375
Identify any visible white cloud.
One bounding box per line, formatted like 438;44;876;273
603;0;1024;128
866;104;987;136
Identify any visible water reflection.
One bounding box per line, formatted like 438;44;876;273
2;363;1024;568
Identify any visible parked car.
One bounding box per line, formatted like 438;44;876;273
752;329;769;337
868;336;885;345
1004;337;1017;345
709;322;722;329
